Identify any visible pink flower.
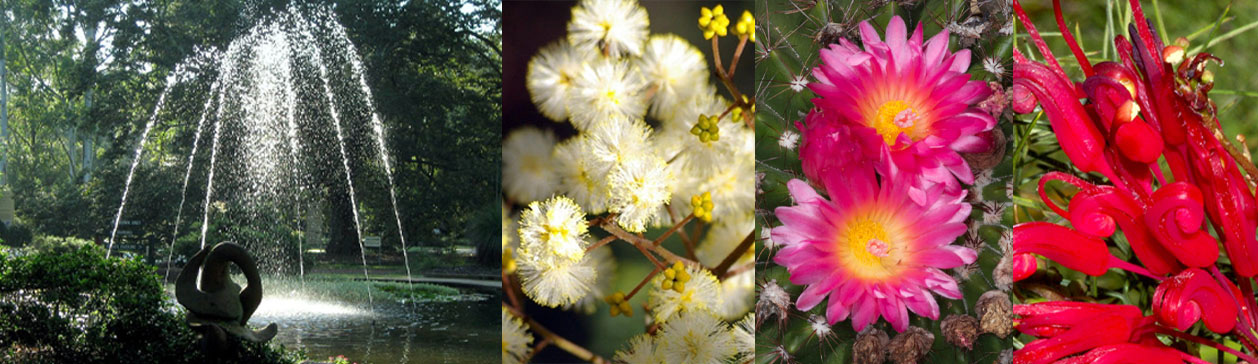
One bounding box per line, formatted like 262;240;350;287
770;159;975;333
805;16;996;192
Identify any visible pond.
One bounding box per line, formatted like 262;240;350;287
252;294;498;364
166;277;498;364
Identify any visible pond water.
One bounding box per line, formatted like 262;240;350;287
249;293;498;363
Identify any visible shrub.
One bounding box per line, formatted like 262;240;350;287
0;244;303;363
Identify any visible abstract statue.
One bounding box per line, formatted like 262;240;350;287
176;242;277;350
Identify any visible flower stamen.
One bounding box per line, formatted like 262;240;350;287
874;100;920;145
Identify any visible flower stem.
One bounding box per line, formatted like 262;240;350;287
502;270;523;311
601;220;699;267
586;235;617;253
652;214;694;247
506;305;609;364
727;35;748;77
1208;265;1258;353
1155;326;1258;363
626;266;662;300
711;37;725;77
713;232;754;277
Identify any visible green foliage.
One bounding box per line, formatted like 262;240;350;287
1;0;501;269
465;198;501;268
24;234;93;254
0;244;302;363
0;221;34;248
755;1;1014;362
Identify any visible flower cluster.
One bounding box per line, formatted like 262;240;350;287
502;0;755;362
1012;0;1258;362
768;15;997;335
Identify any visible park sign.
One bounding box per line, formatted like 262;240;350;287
115;220;142;237
363;236;382;248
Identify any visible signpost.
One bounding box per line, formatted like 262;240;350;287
363;236;382;265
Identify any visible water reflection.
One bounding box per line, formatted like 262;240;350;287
250;294;497;363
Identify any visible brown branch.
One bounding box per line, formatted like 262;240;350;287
505;305;610;364
727;35;748;77
626;266;662;300
600;220;698;267
585;235;617;253
713;232;754;277
652;214;694;247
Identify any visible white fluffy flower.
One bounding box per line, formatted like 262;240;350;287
656;310;738;364
518;196;589;268
570;58;648;131
517;197;596;307
695;214;754;320
637;34;708;120
502;307;534;364
607;154;672;233
659;93;743;187
502;127;558;204
734;313;754;362
649;262;721;323
527;39;593;121
697;154;755;223
562;245;616;314
518;251;597;308
553;136;611;213
567;0;650;57
614;333;661;364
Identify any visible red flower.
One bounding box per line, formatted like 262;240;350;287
1151;268;1237;334
1014;301;1160;364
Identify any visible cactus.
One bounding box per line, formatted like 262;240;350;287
754;0;1015;362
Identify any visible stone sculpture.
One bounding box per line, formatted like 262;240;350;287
175;242;277;349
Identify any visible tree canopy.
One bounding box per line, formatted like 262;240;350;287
0;0;502;261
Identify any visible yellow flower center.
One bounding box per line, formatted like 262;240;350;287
873;100;921;145
605;88;620;105
840;215;901;279
543;223;579;260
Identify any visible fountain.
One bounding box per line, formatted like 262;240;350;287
93;4;505;362
104;4;412;300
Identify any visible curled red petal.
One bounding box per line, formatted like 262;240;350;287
1053;343;1186;364
1013;302;1145;364
1065;184;1182;275
1151;268;1237;333
1143;182;1218;268
1012;222;1111;277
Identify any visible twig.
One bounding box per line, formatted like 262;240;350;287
652;214;694;247
727;35;748;77
586;235;617;253
506;305;610;364
713;233;754;277
626;266;662;300
502;271;522;311
601;221;698;267
720;262;754;280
